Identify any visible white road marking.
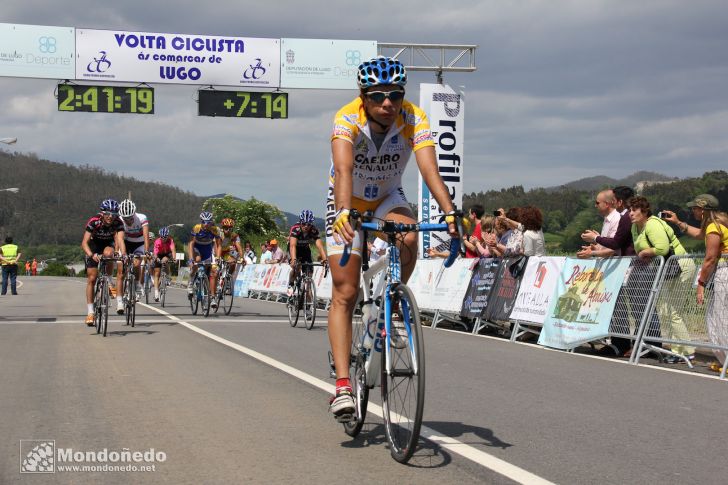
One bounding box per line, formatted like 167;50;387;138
140;302;556;484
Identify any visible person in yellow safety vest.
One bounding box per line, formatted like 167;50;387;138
1;236;22;295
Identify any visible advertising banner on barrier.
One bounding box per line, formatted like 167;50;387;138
487;257;525;323
234;264;256;297
509;256;566;324
418;83;464;258
280;38;376;89
460;258;501;319
431;258;473;313
75;29;280;86
539;257;631;349
0;23;75;79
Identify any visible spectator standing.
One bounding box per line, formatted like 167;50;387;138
519;206;546;256
662;194;728;370
31;258;38;276
463;204;484;258
497;208;525;256
582;186;635;256
474;215;496;257
578;190;620;259
268;239;286;264
243;240;257;264
25;260;31;276
260;241;272;264
1;236;22;295
629;196;695;362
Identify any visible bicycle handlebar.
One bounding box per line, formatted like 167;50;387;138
339;209;465;268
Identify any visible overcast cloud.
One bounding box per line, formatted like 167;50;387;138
2;0;727;216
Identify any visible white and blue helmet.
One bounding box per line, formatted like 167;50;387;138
357;56;407;89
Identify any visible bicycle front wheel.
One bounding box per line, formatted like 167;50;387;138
380;283;425;464
191;280;199;315
160;279;167;308
222;277;234;315
303;278;317;330
202;277;211;317
101;283;109;337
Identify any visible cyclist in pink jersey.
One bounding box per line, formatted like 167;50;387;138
152;226;176;302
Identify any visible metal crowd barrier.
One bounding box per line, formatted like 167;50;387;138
633;253;728;378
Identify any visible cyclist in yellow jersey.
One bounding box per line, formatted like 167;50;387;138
187;211;222;308
326;56;458;419
220;218;243;276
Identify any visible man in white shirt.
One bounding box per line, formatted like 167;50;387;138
577;190;619;258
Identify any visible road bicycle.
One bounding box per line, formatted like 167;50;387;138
157;257;172;308
122;254;145;327
287;261;328;330
337;209;463;463
189;260;212;317
92;255;122;337
214;258;237;315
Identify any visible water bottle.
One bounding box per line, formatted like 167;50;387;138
362;302;378;349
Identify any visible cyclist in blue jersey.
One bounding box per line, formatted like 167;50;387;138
187;211;222;309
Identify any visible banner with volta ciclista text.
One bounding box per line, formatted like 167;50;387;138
538;257;631;350
75;29;280;87
418;83;464;258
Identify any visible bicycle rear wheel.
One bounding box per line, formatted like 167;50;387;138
380;283;425;464
222;277;234;315
202;277;211;317
303;278;317;330
344;301;370;436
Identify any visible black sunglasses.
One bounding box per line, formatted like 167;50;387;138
365;90;405;103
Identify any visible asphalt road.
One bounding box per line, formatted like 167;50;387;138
1;276;726;484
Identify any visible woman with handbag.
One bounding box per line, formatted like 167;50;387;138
629;196;695;362
661;194;728;371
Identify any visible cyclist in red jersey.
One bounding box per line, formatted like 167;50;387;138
152;226;176;302
81;199;126;326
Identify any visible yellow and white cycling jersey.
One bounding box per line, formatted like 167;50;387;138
325;96;435;257
329;97;435;201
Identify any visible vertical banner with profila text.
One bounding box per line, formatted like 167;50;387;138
418;83;464;258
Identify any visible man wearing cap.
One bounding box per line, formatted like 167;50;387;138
266;239;286;264
662;193;728;370
1;236;22;295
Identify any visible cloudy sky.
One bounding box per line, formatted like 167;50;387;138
2;1;727;216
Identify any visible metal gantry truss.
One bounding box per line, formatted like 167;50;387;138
378;43;478;83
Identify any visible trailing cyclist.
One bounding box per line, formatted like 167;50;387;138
326;56;458;419
187;211;222;309
287;209;328;297
81;199;126;325
152;226;176;302
118;199;150;312
220;218;243;276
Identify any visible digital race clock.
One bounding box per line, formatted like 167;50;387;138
57;84;154;114
198;90;288;119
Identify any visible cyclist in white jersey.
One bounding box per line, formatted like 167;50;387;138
117;199;150;313
325;57;458;419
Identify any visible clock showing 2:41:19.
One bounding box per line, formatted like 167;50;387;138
57;84;154;114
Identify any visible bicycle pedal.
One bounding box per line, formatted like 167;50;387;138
335;413;356;424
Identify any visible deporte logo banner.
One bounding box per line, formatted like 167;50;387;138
75;29;280;86
280;38;376;89
0;23;75;79
538;257;630;350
